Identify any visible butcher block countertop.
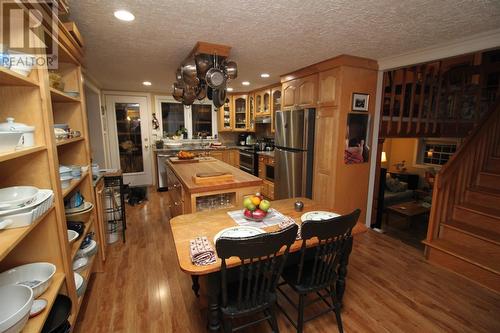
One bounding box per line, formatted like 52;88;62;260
166;159;262;194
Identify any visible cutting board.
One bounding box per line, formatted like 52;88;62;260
192;172;234;184
169;157;200;164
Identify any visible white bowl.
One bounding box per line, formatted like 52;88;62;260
76;240;97;258
0;132;23;153
72;258;88;271
166;142;183;148
0;186;39;210
67;230;79;243
60;176;72;189
0;285;33;333
0;262;56;298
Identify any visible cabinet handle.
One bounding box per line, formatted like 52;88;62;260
174;201;180;206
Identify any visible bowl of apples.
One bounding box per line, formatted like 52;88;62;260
242;193;271;222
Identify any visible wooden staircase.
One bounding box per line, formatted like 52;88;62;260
424;103;500;293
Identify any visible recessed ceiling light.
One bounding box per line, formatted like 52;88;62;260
142;81;152;86
260;73;270;78
226;87;234;92
242;81;250;86
114;10;135;21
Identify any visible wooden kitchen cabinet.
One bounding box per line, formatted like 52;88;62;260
248;93;255;131
281;73;318;109
271;85;281;133
255;88;271;116
318;68;339;106
232;94;249;131
218;96;233;131
209;150;224;161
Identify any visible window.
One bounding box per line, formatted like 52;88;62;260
191;104;213;137
160;101;185;137
417;139;458;166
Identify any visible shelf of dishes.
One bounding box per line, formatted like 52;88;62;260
0;188;55;261
0;261;65;333
69;218;95;260
61;171;89;198
75;250;97;307
50;87;81;103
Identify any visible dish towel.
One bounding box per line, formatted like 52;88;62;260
189;237;217;266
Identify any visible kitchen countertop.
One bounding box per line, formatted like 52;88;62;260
153;145;246;153
257;151;275;158
166;159;262;194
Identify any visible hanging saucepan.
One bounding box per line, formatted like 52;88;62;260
182;86;196;105
195;54;212;79
212;86;227;108
224;61;238;80
181;58;199;86
172;82;184;100
175;67;182;81
206;67;226;89
196;81;207;100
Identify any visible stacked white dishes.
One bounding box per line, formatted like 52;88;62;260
0;263;56;298
74;272;84;297
0;132;23;153
0;285;33;333
0;118;35;148
0;189;54;230
65;201;94;222
76;239;97;258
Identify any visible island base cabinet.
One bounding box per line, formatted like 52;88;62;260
184;186;262;214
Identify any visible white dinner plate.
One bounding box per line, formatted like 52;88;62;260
74;272;83;290
65;201;93;214
214;226;265;244
300;211;340;222
67;230;79;243
72;257;88;271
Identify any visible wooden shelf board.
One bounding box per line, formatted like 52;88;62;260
23;273;65;333
50;87;81;103
0;145;46;163
0;67;39;87
62;172;89;198
0;206;55;261
56;136;84;147
70;217;94;260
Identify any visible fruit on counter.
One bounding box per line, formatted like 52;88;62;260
244;209;253;218
177;150;195;159
251;196;261;206
243;197;253;209
259;199;271;212
252;209;266;220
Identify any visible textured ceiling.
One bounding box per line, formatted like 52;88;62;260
68;0;500;93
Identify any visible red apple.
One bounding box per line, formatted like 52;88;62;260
244;209;253;218
252;209;266;220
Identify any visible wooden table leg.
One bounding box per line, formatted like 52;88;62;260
207;272;221;332
336;237;353;305
191;275;200;298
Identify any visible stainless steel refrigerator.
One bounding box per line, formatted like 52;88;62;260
274;109;315;199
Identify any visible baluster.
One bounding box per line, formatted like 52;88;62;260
432;64;443;134
425;66;437;134
387;70;396;134
416;65;428;134
407;66;418;134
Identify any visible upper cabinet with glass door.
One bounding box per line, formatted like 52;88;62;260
218;96;233;132
232;94;249;132
248;93;255;132
255;88;271;117
271;85;281;133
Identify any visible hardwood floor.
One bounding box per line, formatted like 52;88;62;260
75;189;500;333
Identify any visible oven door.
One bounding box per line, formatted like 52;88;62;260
265;164;274;182
239;150;255;174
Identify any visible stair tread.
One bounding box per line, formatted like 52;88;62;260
457;202;500;219
469;186;500;197
442;220;500;245
423;238;500;274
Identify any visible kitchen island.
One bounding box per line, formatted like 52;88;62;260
166;158;263;216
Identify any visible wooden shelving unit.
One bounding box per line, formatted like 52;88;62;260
0;9;102;331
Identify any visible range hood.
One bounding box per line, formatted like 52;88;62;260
255;116;271;124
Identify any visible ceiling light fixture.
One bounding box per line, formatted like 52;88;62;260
114;10;135;21
242;81;250;86
142;81;152;86
260;73;270;78
226;87;234;92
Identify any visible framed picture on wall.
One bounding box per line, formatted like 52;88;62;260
344;113;370;164
352;93;369;112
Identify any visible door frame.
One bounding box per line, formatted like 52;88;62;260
103;91;153;186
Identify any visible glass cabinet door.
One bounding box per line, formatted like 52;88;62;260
271;88;281;133
256;94;262;114
248;94;255;131
233;95;247;131
263;91;270;114
220;98;232;131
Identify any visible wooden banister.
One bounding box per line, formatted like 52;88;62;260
426;101;500;243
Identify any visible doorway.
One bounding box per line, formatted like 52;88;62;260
105;94;152;186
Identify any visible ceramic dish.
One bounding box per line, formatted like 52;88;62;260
74;272;83;291
72;258;88;271
67;221;84;235
0;262;56;298
0;189;52;217
0;219;13;230
0;285;33;333
76;240;97;258
67;230;79;243
60;176;72;189
0;186;39;210
0;132;23;153
244;210;274;222
300;211;340;222
214;226;265;244
65;201;93;215
29;299;47;318
59;165;72;178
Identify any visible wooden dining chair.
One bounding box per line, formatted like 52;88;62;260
215;224;299;333
277;209;361;333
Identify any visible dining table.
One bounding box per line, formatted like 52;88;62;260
170;197;367;332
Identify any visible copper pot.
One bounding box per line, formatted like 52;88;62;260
182;86;196;105
181;58;199;86
172;82;184;99
195;54;212;79
224;61;238;80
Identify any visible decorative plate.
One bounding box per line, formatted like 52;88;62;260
72;257;88;271
65;201;93;214
214;226;265;244
300;211;340;222
67;230;79;243
74;272;83;290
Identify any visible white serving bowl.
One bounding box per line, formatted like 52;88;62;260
0;262;56;298
76;239;97;258
67;230;79;243
0;132;23;153
0;186;39;210
0;284;33;333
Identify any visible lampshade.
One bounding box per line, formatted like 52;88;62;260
381;151;387;163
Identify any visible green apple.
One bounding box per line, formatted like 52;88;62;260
259;199;271;212
247;203;257;211
243;197;253;209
